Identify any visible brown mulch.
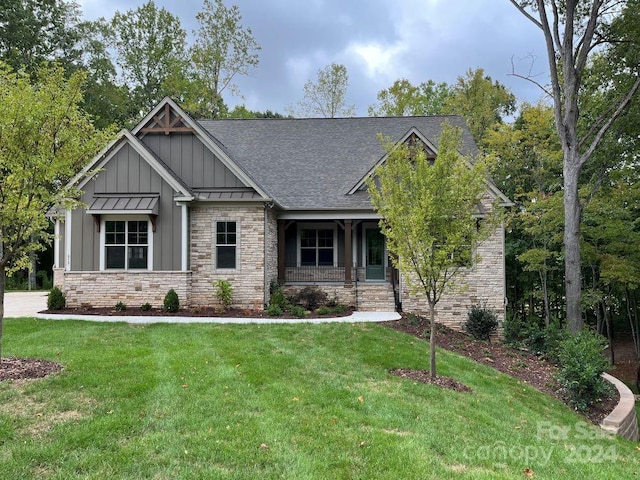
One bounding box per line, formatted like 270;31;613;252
0;357;63;381
385;314;620;425
41;306;354;319
390;368;473;392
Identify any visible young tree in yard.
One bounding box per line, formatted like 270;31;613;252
509;0;640;334
0;63;113;360
367;125;497;379
294;63;355;118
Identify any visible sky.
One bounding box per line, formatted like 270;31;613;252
79;0;551;117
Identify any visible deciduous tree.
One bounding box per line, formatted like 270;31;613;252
0;63;113;359
367;125;497;379
509;0;640;333
294;63;355;118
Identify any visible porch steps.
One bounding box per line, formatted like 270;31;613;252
356;283;396;312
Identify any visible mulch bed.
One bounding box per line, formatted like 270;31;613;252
0;357;63;381
384;314;620;425
41;306;354;319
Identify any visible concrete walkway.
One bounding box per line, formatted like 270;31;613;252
4;291;48;318
4;290;400;324
35;311;401;324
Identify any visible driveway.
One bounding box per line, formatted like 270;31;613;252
3;291;48;318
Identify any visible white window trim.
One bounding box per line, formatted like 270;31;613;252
99;215;154;271
213;218;240;271
296;223;338;267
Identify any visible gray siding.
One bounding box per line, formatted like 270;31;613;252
141;133;245;189
71;143;183;271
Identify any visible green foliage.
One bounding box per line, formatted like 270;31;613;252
47;287;66;311
0;62;114;277
501;313;524;347
140;302;152;311
213;279;233;309
188;0;261;118
110;1;188;112
294;63;354;118
266;303;283;316
289;305;307;318
316;304;348;315
268;283;288;310
368;78;452;116
292;286;328;310
163;289;180;313
114;301;127;312
556;330;611;411
523;319;569;364
464;304;499;340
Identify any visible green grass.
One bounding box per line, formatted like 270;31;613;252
1;318;638;479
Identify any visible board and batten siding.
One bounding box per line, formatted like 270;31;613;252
70;143;183;271
141;133;245;189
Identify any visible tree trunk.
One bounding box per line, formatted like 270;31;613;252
429;301;436;380
0;265;5;363
564;158;583;334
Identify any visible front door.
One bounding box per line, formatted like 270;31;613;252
365;228;385;280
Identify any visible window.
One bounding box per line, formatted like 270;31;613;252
105;220;149;269
216;221;237;269
300;228;334;266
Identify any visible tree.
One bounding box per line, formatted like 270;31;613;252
366;125;497;379
443;68;516;148
510;0;640;333
0;0;81;74
110;1;187;113
0;62;114;360
294;63;355;118
368;78;452;116
187;0;261;118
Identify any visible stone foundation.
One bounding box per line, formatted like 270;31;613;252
62;271;191;309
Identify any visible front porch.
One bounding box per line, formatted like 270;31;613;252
276;218;400;311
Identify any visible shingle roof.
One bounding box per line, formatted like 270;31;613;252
198;115;477;211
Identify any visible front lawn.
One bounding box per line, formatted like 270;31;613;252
1;319;638;479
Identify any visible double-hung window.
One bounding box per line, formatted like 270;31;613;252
104;220;150;269
300;227;335;266
216;221;237;269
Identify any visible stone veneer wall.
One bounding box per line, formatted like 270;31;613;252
401;225;506;330
62;271;190;308
190;204;267;310
264;207;278;305
282;284;356;308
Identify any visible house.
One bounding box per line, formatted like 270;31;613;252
51;97;511;328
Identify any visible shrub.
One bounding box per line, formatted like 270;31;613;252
163;289;180;312
293;286;328;310
464;304;499;341
522;319;569;363
140;302;152;311
114;301;127;312
317;304;348;315
47;286;66;310
266;303;283;316
268;283;288;310
502;313;524;347
290;305;307;318
556;330;611;411
213;279;233;310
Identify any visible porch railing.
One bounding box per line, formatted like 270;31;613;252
284;266;389;283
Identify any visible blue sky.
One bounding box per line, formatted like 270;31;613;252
79;0;550;116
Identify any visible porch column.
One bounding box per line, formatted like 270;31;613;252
277;219;285;283
344;220;352;285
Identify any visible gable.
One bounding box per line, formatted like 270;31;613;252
132;98;272;201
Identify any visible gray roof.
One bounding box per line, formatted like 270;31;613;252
198;115;477;211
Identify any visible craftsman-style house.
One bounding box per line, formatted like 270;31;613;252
51;97;510;327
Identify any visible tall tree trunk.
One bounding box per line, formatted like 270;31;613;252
429;301;437;380
564;158;583;334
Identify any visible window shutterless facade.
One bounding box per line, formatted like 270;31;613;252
215;220;237;269
299;227;336;266
103;219;151;270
